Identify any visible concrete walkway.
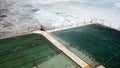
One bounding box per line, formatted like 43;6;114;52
33;31;91;68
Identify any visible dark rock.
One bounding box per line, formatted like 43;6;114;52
0;15;7;18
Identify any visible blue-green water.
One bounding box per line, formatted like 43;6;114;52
0;34;78;68
50;24;120;68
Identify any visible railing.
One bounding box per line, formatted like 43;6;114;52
0;19;120;39
0;27;40;39
47;19;120;32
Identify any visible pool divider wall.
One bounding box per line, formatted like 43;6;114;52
33;31;91;68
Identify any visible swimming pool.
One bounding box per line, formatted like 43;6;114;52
0;34;78;68
50;24;120;68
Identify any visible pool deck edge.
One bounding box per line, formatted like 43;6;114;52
47;23;95;33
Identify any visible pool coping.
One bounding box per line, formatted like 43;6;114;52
47;23;94;33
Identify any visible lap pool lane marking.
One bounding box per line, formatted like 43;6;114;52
33;31;91;68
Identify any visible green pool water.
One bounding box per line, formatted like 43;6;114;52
0;34;78;68
50;24;120;68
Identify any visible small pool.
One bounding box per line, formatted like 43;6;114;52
0;34;78;68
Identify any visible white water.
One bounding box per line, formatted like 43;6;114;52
0;0;120;36
34;0;120;29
